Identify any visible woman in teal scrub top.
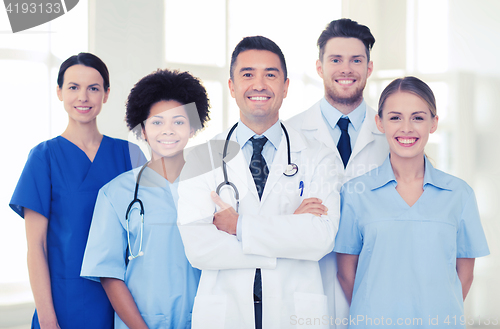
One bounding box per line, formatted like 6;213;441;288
81;69;210;329
10;53;144;329
334;76;489;328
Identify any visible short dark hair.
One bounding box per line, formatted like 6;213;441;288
230;36;287;81
378;76;437;118
126;69;210;139
57;52;110;91
317;18;375;62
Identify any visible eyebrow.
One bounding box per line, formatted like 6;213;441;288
328;54;366;59
68;82;102;87
387;111;428;115
152;114;187;119
239;67;280;74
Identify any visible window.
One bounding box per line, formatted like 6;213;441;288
0;0;88;303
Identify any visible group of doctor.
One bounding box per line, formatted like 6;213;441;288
10;17;489;329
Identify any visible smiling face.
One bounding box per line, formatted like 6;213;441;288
376;91;438;162
229;49;289;132
57;64;109;125
316;37;373;114
142;100;194;161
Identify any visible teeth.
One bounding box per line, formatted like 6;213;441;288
160;141;177;145
397;138;416;144
337;80;354;85
249;96;269;101
76;107;91;111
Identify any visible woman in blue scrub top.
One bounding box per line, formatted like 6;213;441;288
81;69;210;329
334;77;489;328
10;53;144;329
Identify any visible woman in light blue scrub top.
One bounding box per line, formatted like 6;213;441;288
81;69;210;329
334;76;489;329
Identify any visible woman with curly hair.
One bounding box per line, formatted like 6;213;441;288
81;69;210;329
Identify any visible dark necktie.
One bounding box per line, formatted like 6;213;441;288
249;136;268;304
337;117;351;168
249;136;269;200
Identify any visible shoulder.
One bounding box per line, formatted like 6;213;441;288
429;165;474;195
286;101;321;129
341;165;382;195
100;168;137;195
103;135;132;149
25;136;63;163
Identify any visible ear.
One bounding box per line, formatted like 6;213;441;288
282;78;290;98
141;125;148;142
57;86;63;101
316;59;324;79
103;88;110;104
367;61;374;79
190;127;195;138
375;114;385;133
228;78;236;98
430;115;439;134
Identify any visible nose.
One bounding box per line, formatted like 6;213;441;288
252;74;266;91
78;88;88;102
340;60;353;74
161;123;175;135
401;119;413;133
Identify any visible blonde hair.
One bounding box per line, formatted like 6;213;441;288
378;76;437;118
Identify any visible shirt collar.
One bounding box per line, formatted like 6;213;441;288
235;119;282;150
320;97;366;131
370;155;453;191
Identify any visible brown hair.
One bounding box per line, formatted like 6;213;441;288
378;76;437;118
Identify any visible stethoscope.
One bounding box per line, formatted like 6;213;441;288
216;122;298;212
125;162;149;260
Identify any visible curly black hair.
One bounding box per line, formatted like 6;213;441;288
126;69;210;139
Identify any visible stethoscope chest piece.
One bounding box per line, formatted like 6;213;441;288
283;163;298;177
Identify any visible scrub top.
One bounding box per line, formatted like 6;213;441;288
81;166;201;329
10;135;145;329
334;156;489;329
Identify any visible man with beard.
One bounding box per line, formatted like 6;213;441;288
287;18;389;329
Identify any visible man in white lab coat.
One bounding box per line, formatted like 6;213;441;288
178;36;339;329
287;19;390;328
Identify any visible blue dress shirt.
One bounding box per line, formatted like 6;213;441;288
320;97;366;148
334;156;489;328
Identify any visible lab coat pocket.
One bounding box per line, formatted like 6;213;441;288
192;295;227;329
293;292;328;328
141;314;168;329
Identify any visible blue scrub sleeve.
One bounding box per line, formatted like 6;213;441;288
333;186;362;255
81;187;128;282
456;189;490;258
10;146;51;219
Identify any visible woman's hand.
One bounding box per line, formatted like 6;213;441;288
294;198;328;216
101;278;149;329
336;253;359;305
25;208;60;329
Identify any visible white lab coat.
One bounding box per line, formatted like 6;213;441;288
177;122;339;329
286;101;389;328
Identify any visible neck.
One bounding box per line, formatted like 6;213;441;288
148;153;185;184
390;153;426;183
61;119;102;146
240;115;278;136
325;95;363;116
